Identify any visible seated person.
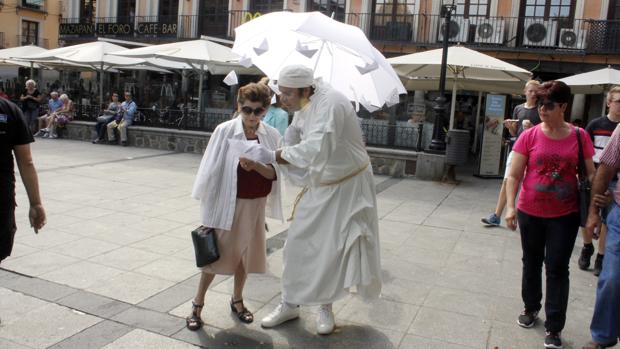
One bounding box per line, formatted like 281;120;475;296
93;93;121;144
45;94;74;139
34;91;63;137
107;91;137;146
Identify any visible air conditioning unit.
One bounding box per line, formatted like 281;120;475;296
437;16;469;43
558;27;587;49
472;18;505;44
522;18;557;47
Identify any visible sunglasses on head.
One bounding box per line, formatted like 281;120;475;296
241;106;266;116
537;100;560;111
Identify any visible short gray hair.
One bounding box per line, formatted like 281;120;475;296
50;91;59;97
25;79;36;87
59;94;69;101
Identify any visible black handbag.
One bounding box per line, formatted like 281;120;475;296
191;226;220;267
576;128;591;227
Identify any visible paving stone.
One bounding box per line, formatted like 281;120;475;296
56;290;132;318
90;247;164;271
0;288;51;325
0;250;79;277
0;303;101;349
423;286;496;319
408;307;491;349
134;256;199;282
102;329;199;349
138;283;196;313
46;238;120;259
0;338;31;349
2;275;77;302
40;261;125;289
337;297;420;332
398;334;476;349
111;307;185;336
47;320;132;349
87;271;175;304
212;273;282;303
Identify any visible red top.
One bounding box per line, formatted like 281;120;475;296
236;137;275;199
513;125;594;218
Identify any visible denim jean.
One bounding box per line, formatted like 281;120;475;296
590;202;620;344
517;210;580;332
95;115;114;140
23;109;38;132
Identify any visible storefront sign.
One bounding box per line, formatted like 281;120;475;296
60;21;177;37
478;94;506;176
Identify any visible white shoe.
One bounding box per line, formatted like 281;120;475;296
261;302;300;328
316;304;335;335
49;133;58;139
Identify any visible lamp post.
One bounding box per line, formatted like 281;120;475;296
427;4;456;153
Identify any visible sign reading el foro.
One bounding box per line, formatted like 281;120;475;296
59;22;177;37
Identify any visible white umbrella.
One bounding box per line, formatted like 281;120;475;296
0;45;47;77
111;39;258;111
389;46;532;129
232;11;406;110
19;41;186;105
558;66;620;116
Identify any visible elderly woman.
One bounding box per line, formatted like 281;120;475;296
188;82;283;330
505;81;596;349
19;80;42;133
45;94;73;139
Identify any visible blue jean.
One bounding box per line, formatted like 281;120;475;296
590;202;620;343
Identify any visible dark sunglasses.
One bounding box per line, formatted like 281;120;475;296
241;106;266;116
537;100;560;111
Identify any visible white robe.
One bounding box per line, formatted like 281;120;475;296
192;116;284;231
280;81;382;305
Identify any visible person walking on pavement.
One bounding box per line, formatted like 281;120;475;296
243;65;382;335
482;80;541;226
188;82;283;331
505;81;595;349
0;97;46;264
579;86;620;276
582;93;620;349
19;80;42;134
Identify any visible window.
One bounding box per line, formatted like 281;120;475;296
21;20;39;45
117;0;135;18
80;0;96;22
159;0;179;18
372;0;416;40
250;0;284;13
452;0;489;18
22;0;43;9
609;0;620;20
307;0;346;22
523;0;575;18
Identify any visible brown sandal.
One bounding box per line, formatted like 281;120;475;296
186;301;204;331
230;298;253;324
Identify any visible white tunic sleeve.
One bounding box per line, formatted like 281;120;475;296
281;96;345;186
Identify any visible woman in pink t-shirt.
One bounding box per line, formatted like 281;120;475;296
505;81;595;349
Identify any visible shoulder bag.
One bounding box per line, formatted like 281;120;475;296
191;226;220;267
576;127;591;227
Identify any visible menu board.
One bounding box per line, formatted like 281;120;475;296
478;94;506;177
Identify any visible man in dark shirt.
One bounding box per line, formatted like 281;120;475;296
578;86;620;277
0;98;45;263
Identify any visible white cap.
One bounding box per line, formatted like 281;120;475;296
278;65;314;88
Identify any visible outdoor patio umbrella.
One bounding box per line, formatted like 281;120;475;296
232;11;406;111
18;41;187;105
0;45;48;77
558;66;620;116
111;38;257;111
388;46;532;129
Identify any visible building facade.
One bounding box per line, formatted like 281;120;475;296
0;0;62;49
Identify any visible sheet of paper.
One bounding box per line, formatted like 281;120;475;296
227;138;258;161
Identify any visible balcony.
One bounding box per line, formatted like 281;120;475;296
58;12;620;55
18;35;49;48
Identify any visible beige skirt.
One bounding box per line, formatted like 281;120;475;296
201;197;267;275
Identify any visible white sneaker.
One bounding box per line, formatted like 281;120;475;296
49;133;58;139
316;304;335;335
261;302;300;328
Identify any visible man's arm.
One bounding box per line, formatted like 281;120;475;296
275;149;289;165
13;144;46;230
585;164;616;238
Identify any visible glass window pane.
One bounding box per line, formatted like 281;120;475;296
535;7;544;16
551;0;560;5
525;7;534;16
456;5;465;15
526;0;535;4
479;5;487;15
549;6;559;17
560;6;570;16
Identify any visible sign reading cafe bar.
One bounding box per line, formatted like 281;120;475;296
59;22;177;37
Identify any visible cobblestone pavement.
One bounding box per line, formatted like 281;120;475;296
0;139;599;348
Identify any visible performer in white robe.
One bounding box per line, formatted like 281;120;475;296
244;65;381;335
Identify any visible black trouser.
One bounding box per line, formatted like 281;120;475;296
0;204;16;263
518;210;580;333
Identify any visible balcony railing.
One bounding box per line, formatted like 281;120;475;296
17;35;49;48
19;0;46;12
59;12;620;54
